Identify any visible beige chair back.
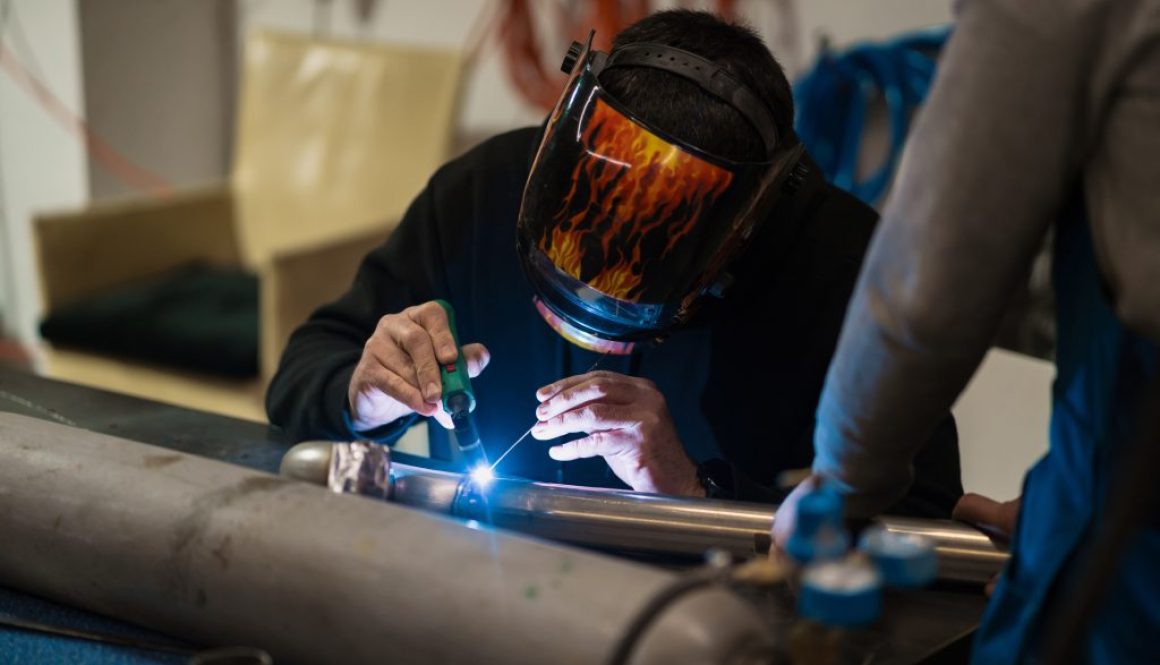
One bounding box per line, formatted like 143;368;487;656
34;186;239;309
232;31;463;266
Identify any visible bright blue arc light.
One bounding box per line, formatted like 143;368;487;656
469;465;496;486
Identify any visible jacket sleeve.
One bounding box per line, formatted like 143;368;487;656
811;0;1102;517
265;175;455;442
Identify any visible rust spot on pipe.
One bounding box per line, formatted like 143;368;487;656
143;454;183;469
212;535;233;570
165;476;293;606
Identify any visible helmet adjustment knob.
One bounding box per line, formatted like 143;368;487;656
561;40;584;74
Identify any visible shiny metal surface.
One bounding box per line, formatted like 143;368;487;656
391;460;462;511
452;475;775;558
393;461;1007;584
277;443;1008;584
277;440;331;484
327;441;390;498
879;516;1009;585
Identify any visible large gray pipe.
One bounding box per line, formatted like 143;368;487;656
0;414;774;665
282;441;1008;585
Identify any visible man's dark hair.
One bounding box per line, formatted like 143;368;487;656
601;10;794;162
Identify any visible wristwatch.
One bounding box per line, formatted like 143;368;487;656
696;458;736;500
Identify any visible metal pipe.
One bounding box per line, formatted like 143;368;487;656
0;413;774;665
284;441;1009;585
877;515;1010;586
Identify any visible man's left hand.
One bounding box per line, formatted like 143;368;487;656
532;370;703;497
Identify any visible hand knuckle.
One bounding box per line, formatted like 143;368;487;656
417;301;447;324
402;326;427;347
383;372;404;392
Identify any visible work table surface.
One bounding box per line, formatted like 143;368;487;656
0;367;988;664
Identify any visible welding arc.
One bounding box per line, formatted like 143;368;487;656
489;354;609;472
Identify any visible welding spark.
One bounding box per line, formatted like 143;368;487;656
469;465;496;486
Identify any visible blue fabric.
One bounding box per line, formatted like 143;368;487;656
794;28;949;206
971;201;1160;663
0;586;189;664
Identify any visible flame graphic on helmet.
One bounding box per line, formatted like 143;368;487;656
539;97;733;302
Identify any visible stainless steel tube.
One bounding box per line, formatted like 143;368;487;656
283;441;1009;585
412;469;777;557
878;516;1010;586
399;463;1007;584
0;414;774;665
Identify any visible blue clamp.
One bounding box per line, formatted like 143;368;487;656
798;558;883;628
858;525;938;588
785;487;850;564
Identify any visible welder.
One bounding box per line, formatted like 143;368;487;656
266;10;961;513
772;0;1160;662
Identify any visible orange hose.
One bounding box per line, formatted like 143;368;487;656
0;42;172;196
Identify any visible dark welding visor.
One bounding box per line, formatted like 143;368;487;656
517;32;804;354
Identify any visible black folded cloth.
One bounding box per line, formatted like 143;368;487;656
40;264;259;379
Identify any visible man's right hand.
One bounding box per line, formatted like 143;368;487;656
348;301;490;432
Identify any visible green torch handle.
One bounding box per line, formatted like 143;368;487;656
434;299;475;414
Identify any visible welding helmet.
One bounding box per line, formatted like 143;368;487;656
517;32;806;354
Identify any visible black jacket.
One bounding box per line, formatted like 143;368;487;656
267;128;962;516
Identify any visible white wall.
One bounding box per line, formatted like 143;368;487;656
78;0;236;200
952;348;1054;500
0;0;88;348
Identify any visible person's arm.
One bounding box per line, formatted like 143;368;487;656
720;412;959;517
265;170;460;442
808;0;1104;517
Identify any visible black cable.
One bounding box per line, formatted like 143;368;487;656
606;569;722;665
1040;358;1160;664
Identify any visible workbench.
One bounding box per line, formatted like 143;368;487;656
0;367;988;664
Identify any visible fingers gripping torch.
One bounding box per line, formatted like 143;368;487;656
434;300;488;472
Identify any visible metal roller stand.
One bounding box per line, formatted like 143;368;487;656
282;440;1008;585
0;414;774;665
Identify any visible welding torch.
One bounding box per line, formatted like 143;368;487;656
434;300;489;473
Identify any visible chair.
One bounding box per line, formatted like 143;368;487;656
33;31;464;422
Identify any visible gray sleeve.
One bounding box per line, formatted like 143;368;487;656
811;0;1112;516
